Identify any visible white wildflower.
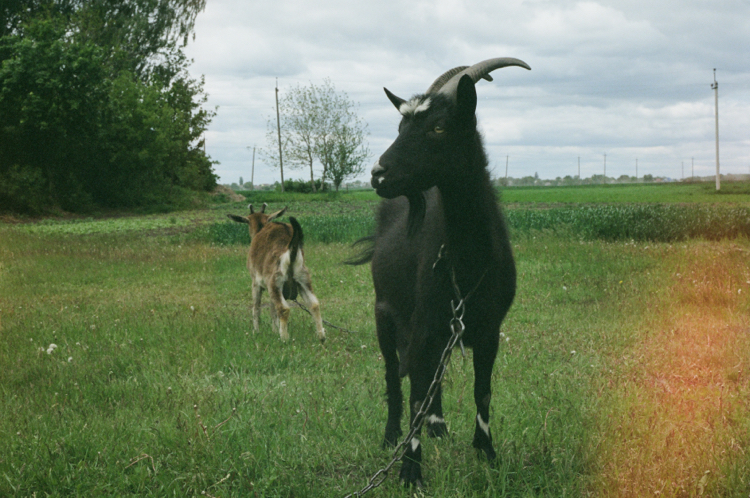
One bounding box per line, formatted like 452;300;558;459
46;343;57;355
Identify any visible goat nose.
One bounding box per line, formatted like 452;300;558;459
371;159;385;176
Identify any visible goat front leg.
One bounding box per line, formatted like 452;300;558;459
401;348;444;488
471;334;500;461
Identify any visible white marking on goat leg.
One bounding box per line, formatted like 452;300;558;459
410;437;421;453
427;414;445;426
399;97;431;116
476;413;490;437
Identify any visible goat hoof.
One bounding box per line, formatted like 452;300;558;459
472;438;497;461
399;459;424;489
382;428;402;449
426;420;448;439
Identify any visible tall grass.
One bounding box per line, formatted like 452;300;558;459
201;204;750;246
506;204;750;242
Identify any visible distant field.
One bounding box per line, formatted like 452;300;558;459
501;181;750;205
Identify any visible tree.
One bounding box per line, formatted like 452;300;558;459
318;121;369;191
265;79;369;192
0;3;216;213
2;0;206;78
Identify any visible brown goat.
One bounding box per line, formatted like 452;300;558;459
228;203;325;342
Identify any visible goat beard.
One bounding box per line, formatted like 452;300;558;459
406;191;427;237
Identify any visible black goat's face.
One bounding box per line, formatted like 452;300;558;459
371;75;478;199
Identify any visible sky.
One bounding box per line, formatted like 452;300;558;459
184;0;750;186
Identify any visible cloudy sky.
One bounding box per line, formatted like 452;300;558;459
184;0;750;186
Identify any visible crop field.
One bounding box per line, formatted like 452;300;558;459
1;182;749;497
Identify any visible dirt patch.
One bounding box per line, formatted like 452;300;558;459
212;185;246;203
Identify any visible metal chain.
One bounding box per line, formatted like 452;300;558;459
342;266;487;497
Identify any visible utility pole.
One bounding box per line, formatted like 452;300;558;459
635;158;638;181
246;145;256;189
275;78;285;192
712;69;720;191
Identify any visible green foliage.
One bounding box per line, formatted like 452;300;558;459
0;2;216;214
279;178;329;194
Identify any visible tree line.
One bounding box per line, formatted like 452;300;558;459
0;0;217;214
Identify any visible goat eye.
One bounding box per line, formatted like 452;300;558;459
434;125;445;134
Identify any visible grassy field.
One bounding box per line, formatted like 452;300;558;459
1;183;749;497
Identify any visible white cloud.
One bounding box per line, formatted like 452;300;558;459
185;0;750;184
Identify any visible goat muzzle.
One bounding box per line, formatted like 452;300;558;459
370;159;387;189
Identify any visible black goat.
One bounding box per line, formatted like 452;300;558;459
352;58;530;486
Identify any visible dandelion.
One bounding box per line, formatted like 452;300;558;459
46;343;57;355
68;357;73;362
570;350;576;355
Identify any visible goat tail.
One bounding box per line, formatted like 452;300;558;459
288;217;304;266
281;217;304;301
344;235;375;266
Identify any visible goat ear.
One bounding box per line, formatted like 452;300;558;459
266;206;287;222
227;214;249;224
384;88;406;112
456;74;477;120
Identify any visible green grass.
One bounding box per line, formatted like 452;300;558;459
0;227;652;497
1;183;749;496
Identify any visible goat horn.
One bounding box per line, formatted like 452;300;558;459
248;203;254;213
429;57;531;97
261;202;268;213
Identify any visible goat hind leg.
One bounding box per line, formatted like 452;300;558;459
471;335;500;461
425;384;448;439
295;271;325;342
268;285;290;341
375;304;402;448
251;280;263;333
